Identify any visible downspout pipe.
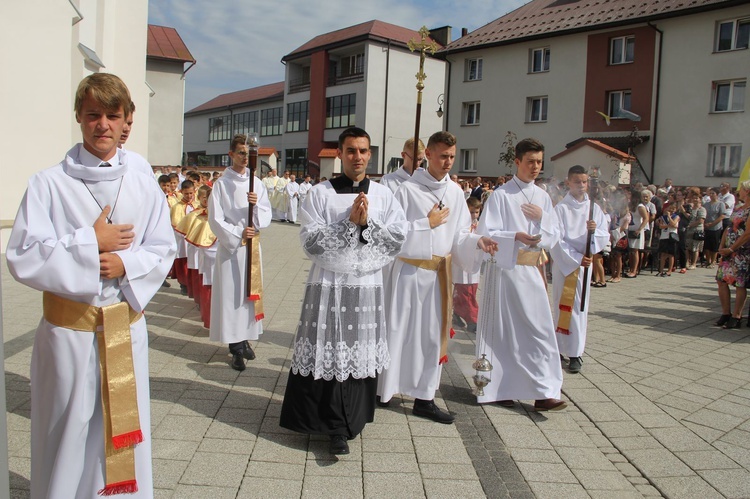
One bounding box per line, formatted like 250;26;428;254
648;22;663;185
382;40;391;173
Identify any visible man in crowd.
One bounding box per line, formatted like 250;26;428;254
6;73;175;498
208;134;272;371
474;138;567;411
119;101;154;178
550;165;609;374
380;137;425;194
280;127;407;455
378;131;496;424
285;174;300;223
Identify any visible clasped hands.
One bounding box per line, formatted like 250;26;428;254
349;192;368;225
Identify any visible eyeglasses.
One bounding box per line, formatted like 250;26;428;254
404;153;425;164
233;151;249;157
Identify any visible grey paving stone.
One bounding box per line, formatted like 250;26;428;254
152;415;211;442
236;477;302;498
250;433;308;464
683;408;743;432
152;438;201;461
597;421;650;438
362;472;424;499
152;458;189;489
494;425;553;450
509;448;563;464
556;447;619;471
180;451;250;488
699;468;750;498
572;469;637;491
413;437;472;464
171;485;237;498
419;463;479;480
244;460;304;480
624;448;695;477
305;458;362;477
515;462;578;483
423;478;487;499
528;481;590;499
648;427;713;452
362;451;418;473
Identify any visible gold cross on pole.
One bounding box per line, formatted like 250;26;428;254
407;26;439;175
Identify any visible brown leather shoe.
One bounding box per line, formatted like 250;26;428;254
497;400;515;407
534;398;567;411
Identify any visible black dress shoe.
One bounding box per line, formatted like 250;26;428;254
180;284;188;295
161;280;171;288
413;399;454;424
230;352;246;372
497;400;515;407
329;435;349;455
243;341;256;360
534;398;567;411
376;395;390;408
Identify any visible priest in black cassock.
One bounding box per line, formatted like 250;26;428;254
280;127;407;455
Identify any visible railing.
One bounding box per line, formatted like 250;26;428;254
288;78;311;94
327;72;364;87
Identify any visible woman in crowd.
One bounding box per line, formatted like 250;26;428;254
704;188;725;268
716;181;750;329
624;190;650;278
675;189;691;273
685;192;706;270
656;202;680;276
608;200;631;283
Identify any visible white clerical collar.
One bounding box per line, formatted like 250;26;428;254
225;167;249;180
566;192;589;206
78;144;121;169
513;175;533;188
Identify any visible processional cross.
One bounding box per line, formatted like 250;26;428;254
407;26;438;176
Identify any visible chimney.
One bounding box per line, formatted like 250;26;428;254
428;26;452;46
461;28;468;37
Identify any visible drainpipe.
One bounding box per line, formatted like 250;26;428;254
648;22;663;185
444;59;451;131
382;40;391;173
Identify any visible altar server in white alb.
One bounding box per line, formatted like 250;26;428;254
6;73;176;498
378;131;496;424
208;134;272;372
118;101;154;178
475;138;567;411
285;174;300;223
280;127;407;456
379;137;425;194
550;165;609;374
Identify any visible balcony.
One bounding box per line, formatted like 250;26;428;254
327;71;364;87
288;77;311;94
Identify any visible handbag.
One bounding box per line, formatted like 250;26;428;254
669;232;679;242
627;230;640;239
693;230;705;241
615;237;629;250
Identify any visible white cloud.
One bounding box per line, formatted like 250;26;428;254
149;0;526;109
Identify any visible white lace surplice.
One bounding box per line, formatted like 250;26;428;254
291;181;407;382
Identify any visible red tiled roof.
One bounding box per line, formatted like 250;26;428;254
443;0;738;53
284;20;441;61
551;138;632;161
147;25;195;63
186;82;285;114
319;149;339;158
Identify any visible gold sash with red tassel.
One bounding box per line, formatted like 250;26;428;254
244;234;265;321
556;269;579;335
399;255;453;365
43;292;143;496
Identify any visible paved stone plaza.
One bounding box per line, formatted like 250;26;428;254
4;221;750;498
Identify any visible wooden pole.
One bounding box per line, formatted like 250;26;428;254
580;178;597;312
246;136;258;300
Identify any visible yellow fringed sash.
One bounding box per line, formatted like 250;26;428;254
243;234;265;320
516;249;549;266
556;269;580;335
399;255;453;365
43;292;143;496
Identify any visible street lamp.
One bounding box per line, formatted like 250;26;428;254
436;93;445;118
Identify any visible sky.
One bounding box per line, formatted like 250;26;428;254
148;0;527;111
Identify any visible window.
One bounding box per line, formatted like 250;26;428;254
285;148;308;177
527;96;548;122
713;80;746;112
530;48;550;73
607;90;632;118
460;149;477;172
708;144;742;177
716;18;750;51
465;58;483;81
233;111;257;135
260;107;283;136
342;54;364;76
208;115;231;142
463;102;480;125
286;101;309;132
610;36;635;64
326;94;356;128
